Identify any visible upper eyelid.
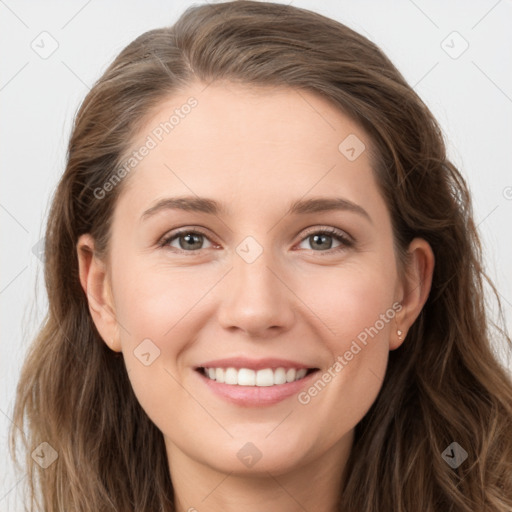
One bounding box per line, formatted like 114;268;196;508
300;225;352;241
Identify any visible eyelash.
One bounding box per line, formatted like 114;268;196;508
158;226;354;255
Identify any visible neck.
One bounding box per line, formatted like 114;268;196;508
166;430;354;512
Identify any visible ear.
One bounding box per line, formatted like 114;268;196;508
77;234;121;352
391;237;435;350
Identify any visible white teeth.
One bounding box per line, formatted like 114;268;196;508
286;368;296;383
202;366;312;386
296;368;308;380
274;367;287;385
238;368;255;386
255;368;274;387
224;367;238;385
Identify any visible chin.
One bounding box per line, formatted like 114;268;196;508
201;434;315;476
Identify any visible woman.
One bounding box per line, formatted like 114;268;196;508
10;1;512;510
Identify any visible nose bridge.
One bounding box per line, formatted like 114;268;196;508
217;236;295;335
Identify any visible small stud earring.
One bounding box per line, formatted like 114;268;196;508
397;330;403;340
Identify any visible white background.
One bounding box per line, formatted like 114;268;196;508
1;0;511;508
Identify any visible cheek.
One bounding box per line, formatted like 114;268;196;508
109;260;220;419
300;341;389;442
293;260;398;347
111;272;200;439
292;262;397;425
112;259;215;341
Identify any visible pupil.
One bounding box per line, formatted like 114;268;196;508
180;233;202;250
312;234;332;250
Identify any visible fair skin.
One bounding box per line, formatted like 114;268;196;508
77;82;434;512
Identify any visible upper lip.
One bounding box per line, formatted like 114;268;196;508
196;357;318;371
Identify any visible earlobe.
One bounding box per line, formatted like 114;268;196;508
76;234;122;353
391;237;435;350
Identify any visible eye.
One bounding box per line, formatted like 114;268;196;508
296;227;353;253
158;226;353;254
159;228;214;253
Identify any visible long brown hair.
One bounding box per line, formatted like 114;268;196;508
10;1;512;510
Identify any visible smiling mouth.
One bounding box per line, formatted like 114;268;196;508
196;366;319;387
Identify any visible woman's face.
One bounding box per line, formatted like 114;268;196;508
80;81;431;478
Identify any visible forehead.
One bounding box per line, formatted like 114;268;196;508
115;81;383;220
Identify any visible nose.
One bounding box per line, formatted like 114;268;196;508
216;245;296;338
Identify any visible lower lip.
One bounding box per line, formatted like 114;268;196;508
196;369;319;407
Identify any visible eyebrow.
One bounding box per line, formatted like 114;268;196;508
141;195;372;224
